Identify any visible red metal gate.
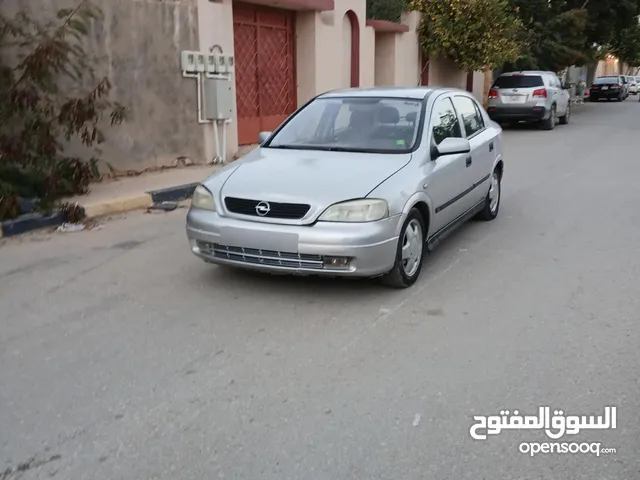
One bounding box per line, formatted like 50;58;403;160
233;3;296;145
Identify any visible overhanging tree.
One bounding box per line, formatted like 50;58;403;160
367;0;406;22
505;0;589;72
410;0;525;72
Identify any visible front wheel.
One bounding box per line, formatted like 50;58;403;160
380;209;425;288
477;170;501;221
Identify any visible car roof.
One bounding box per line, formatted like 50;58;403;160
498;71;549;76
319;86;464;100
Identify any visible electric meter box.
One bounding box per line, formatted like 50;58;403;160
203;77;233;120
180;51;198;72
205;54;218;74
215;55;227;74
195;53;206;72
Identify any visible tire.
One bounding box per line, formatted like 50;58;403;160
380;208;425;289
558;103;570;125
541;105;556;130
617;95;623;102
477;169;501;221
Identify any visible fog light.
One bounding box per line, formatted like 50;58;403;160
324;256;351;269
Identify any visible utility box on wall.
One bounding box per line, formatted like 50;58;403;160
203;77;233;121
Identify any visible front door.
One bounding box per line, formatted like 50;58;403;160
425;96;475;233
233;3;297;145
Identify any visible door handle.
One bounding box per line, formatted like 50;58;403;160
489;142;494;152
465;156;472;168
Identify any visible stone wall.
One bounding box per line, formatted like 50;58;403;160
5;0;204;171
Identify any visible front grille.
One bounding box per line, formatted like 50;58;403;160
198;242;324;270
224;197;310;219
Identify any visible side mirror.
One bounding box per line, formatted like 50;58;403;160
431;137;471;160
258;131;272;144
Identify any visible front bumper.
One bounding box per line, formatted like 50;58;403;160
487;106;547;122
185;208;401;277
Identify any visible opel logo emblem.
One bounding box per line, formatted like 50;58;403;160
255;201;271;216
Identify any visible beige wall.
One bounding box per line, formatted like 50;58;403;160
197;0;237;164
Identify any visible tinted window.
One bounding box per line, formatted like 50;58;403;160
453;96;484;137
431;98;462;145
267;97;423;153
594;77;618;85
493;75;544;89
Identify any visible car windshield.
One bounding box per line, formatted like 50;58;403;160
493;75;544;89
594;77;617;85
265;97;423;154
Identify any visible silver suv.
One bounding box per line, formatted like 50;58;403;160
487;71;571;130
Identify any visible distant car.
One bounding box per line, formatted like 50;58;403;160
186;87;505;288
630;76;639;95
600;75;630;98
487;70;571;130
589;77;625;102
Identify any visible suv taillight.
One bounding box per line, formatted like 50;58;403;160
488;89;499;99
532;88;547;98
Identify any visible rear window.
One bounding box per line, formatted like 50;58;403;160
493;75;544;89
594;77;618;85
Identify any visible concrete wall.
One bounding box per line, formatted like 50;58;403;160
6;0;204;172
7;0;492;170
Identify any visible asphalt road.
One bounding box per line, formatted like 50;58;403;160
1;98;640;480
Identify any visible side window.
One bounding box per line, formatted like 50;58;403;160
430;97;462;145
452;96;484;137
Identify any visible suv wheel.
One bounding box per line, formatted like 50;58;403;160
541;105;556;130
559;103;570;125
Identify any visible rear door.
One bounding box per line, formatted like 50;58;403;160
451;95;494;206
492;74;546;109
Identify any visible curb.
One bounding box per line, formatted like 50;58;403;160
0;212;65;239
0;182;200;238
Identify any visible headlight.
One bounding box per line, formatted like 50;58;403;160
191;185;216;211
318;199;388;222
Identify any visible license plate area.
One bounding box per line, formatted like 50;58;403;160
504;95;527;104
220;226;299;252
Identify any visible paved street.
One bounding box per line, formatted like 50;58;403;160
1;98;639;479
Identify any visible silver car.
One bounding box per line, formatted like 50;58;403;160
186;87;504;288
487;70;571;130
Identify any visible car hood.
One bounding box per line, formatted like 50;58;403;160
216;148;412;209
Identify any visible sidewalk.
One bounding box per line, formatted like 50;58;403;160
69;165;220;218
0;165;220;238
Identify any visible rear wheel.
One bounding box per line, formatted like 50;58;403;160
380;209;425;289
541;105;556;130
617;95;623;102
559;103;570;125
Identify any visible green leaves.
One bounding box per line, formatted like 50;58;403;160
0;1;127;217
413;0;525;71
367;0;406;22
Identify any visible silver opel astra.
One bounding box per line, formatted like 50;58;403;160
186;87;504;288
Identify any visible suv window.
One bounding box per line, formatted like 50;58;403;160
453;96;484;137
493;75;544;89
431;97;461;145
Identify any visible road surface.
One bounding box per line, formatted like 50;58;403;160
1;98;639;479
